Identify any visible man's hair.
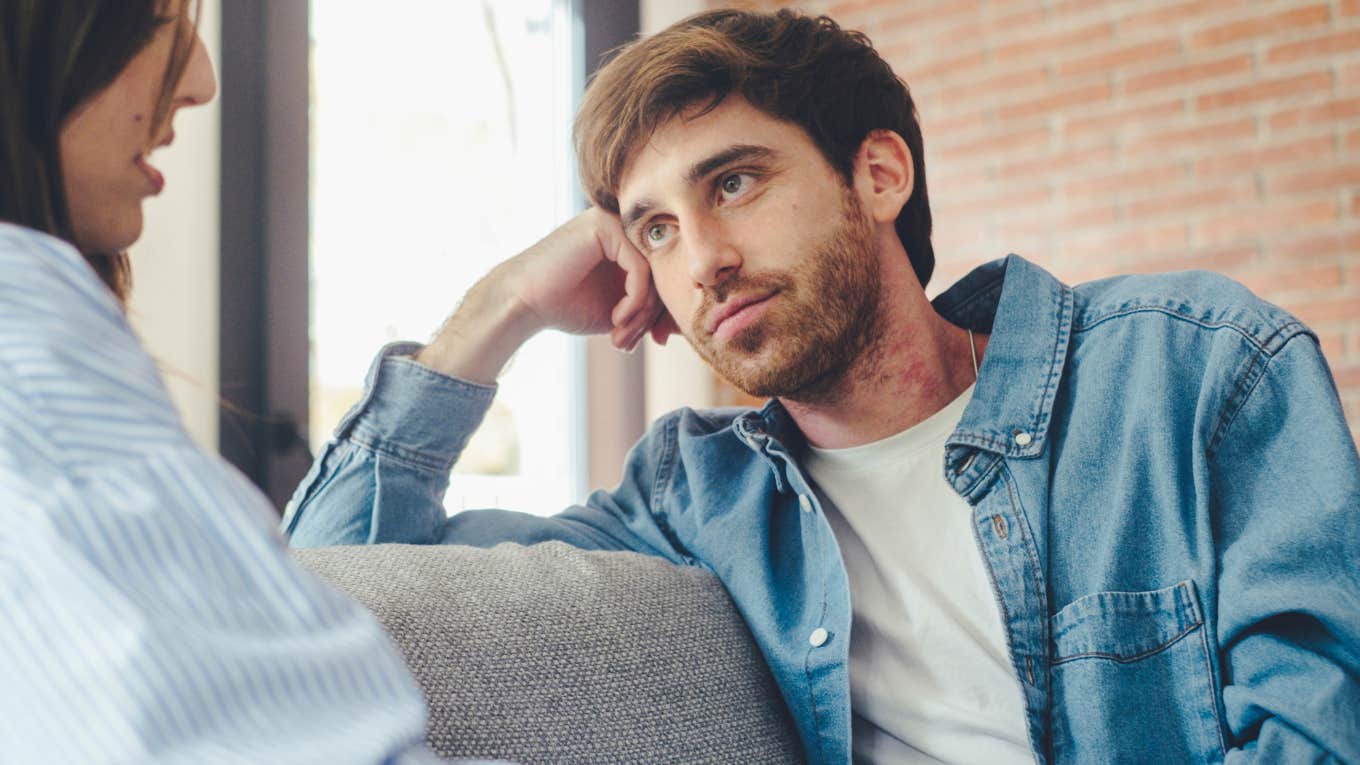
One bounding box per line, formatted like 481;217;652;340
0;0;202;303
575;8;934;288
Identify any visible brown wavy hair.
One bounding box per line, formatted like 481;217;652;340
0;0;202;303
574;8;935;288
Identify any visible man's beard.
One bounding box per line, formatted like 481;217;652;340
688;189;883;401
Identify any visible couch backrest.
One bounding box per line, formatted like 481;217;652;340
294;542;803;764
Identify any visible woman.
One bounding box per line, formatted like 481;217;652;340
0;3;439;762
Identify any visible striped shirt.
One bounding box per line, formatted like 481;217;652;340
0;223;439;764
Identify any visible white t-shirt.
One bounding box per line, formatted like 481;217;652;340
801;386;1032;764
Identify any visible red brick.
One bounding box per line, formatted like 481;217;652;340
960;66;1050;101
824;0;875;13
1127;184;1254;219
1236;263;1345;297
1352;195;1360;218
1270;99;1360;133
1064;163;1186;196
1196;135;1335;179
1191;5;1331;49
1274;231;1360;260
1343;0;1360;17
1201;199;1338;244
989;5;1048;31
880;0;983;32
930;166;993;198
1057;38;1181;78
1197;71;1332;112
995;22;1114;64
999;82;1113;121
1344;63;1360;92
945;185;1054;217
825;0;880;17
1063;204;1121;228
1063;99;1186;141
1267;29;1360;66
1124;55;1253;97
1000;143;1117;179
1102;224;1193;256
1127;117;1257;155
997;203;1121;236
1119;0;1250;35
1315;332;1346;359
1332;362;1360;388
1293;295;1360;325
1049;0;1109;16
1269;164;1360;196
1128;246;1258;275
1348;129;1360;155
932;20;994;49
897;50;988;82
919;105;993;139
935;125;1051;162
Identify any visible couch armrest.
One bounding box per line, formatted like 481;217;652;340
294;542;802;765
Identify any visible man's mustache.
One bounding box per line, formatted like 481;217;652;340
692;271;796;338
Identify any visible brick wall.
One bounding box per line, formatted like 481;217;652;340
709;0;1360;441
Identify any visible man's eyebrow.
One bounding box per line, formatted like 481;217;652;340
685;144;777;185
622;200;655;234
621;145;778;234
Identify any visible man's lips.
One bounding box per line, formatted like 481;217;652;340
705;291;778;337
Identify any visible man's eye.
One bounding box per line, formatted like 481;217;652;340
718;173;753;200
645;223;671;245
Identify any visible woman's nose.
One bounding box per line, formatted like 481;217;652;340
177;32;218;108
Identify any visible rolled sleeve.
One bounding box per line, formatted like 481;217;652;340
338;342;498;474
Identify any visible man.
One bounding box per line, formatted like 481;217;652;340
285;9;1360;764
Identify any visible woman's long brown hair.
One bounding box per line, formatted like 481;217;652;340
0;0;202;303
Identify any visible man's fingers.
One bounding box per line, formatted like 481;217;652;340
649;310;680;345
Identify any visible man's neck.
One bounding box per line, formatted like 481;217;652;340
779;266;988;451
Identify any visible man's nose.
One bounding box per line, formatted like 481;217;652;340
684;217;742;288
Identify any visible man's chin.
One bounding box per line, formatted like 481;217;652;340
709;351;833;400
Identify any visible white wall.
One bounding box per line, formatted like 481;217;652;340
128;0;222;449
640;0;717;422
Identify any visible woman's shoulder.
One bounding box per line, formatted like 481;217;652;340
0;223;123;314
0;223;183;467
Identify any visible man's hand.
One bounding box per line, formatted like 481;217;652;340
415;208;676;384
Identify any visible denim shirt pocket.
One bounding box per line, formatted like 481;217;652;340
1049;580;1226;764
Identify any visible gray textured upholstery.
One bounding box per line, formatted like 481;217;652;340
294;543;803;764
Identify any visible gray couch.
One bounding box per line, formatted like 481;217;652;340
295;543;804;764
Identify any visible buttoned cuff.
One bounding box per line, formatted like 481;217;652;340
334;341;498;473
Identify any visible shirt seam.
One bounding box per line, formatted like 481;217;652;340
1206;327;1313;461
348;430;452;474
1071;304;1303;356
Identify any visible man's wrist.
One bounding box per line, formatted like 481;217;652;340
414;277;541;385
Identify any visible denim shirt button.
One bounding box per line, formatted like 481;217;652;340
808;628;829;647
798;494;814;513
1013;431;1033;447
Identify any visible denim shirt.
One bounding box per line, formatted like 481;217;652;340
285;255;1360;765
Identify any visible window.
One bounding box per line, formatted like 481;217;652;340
308;0;588;513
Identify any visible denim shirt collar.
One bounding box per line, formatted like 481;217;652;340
935;254;1075;461
736;254;1075;469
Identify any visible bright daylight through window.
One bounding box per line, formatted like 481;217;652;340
309;0;586;515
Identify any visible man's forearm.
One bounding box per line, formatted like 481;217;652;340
414;272;542;385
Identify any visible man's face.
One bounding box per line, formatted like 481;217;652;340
616;97;883;398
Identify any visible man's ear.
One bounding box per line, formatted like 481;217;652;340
853;129;914;225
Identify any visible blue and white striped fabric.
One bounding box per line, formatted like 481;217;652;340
0;223;440;764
